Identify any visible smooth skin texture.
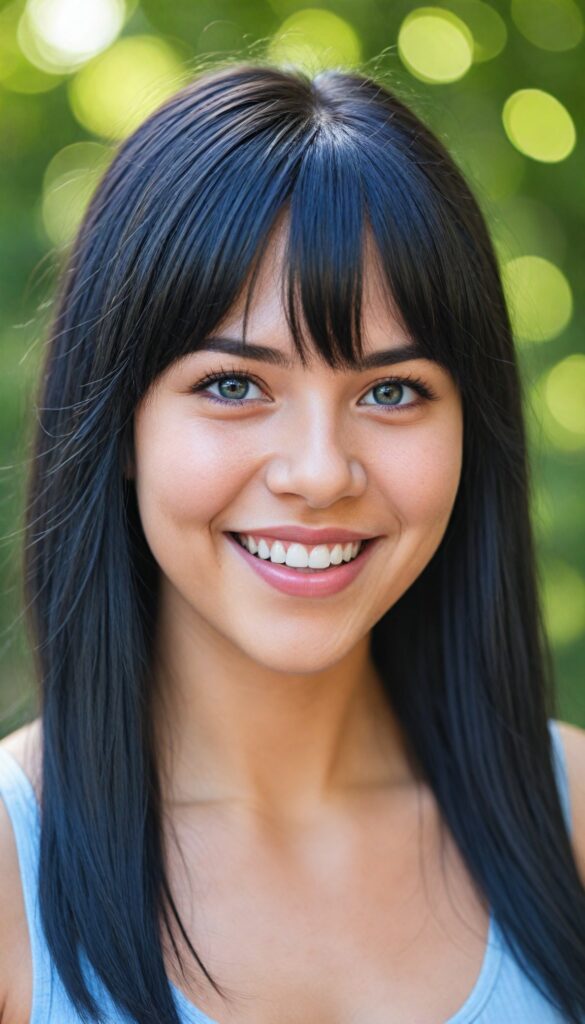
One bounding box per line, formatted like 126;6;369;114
134;221;463;818
1;225;584;1023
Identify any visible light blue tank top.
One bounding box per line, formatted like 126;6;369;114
0;718;576;1023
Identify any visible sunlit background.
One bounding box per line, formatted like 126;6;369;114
0;0;583;732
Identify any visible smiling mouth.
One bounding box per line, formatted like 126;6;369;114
229;532;374;572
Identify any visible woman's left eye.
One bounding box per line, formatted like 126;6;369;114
359;377;438;412
191;370;438;412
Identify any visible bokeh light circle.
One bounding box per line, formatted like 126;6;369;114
541;559;585;646
0;1;63;92
42;142;112;247
502;255;572;342
19;0;125;73
267;9;361;71
511;0;583;51
544;355;585;436
503;89;576;162
438;0;507;62
531;375;585;453
68;35;184;139
398;7;474;83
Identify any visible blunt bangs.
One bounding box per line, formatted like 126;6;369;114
77;64;495;408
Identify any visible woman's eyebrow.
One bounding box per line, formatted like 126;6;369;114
197;336;429;369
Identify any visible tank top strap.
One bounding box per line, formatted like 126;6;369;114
0;744;61;1021
547;717;573;835
0;744;190;1023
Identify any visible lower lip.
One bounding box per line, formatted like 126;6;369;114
224;533;381;598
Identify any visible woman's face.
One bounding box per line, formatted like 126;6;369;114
132;228;463;675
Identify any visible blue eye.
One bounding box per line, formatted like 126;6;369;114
360;379;430;411
191;367;438;412
205;375;263;404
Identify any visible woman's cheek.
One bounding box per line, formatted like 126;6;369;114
375;420;463;528
137;415;257;527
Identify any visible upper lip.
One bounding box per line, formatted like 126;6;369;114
228;526;378;544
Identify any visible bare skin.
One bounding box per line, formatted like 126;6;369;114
3;221;584;1023
3;717;585;1024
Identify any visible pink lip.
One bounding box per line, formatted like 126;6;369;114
225;532;381;598
229;525;375;545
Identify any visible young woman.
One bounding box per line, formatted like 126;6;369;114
0;62;584;1024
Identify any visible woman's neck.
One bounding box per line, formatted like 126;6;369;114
151;584;414;824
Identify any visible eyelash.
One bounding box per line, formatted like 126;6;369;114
190;365;439;413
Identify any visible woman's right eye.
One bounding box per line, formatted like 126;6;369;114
191;370;266;407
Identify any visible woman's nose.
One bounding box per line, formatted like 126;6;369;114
263;412;367;508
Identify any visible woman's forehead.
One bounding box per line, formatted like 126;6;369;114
216;216;407;344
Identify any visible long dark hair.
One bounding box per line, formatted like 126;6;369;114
23;62;585;1024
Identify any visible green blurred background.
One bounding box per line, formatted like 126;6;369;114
0;0;583;736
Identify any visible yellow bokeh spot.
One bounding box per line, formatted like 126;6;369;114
544;355;585;436
18;0;125;74
0;2;63;93
541;559;585;646
503;89;576;162
42;142;112;246
267;9;361;72
398;7;473;83
511;0;583;52
68;35;185;140
438;0;507;62
530;372;585;453
502;255;572;342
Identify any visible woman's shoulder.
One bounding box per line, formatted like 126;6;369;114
553;719;585;883
0;717;42;1024
0;716;43;800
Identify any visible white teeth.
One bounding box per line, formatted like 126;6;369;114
268;540;286;564
257;539;271;560
285;542;309;568
236;534;364;569
329;544;344;565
